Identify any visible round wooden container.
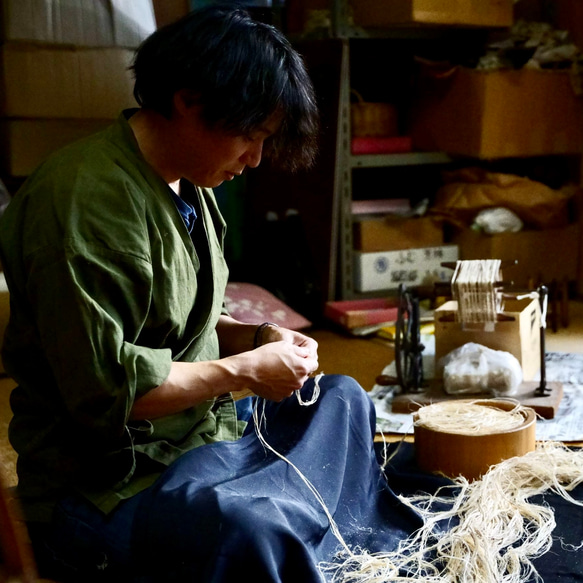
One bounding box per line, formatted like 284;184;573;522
413;399;536;481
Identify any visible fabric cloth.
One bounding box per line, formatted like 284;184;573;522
0;110;240;522
130;375;424;582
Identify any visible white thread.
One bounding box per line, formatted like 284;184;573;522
252;373;354;561
452;259;502;324
295;372;323;406
321;441;583;582
414;399;527;435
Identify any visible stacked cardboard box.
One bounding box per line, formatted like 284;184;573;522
0;0;157;178
353;215;444;253
351;0;513;28
411;68;583;159
286;0;513;34
152;0;191;28
352;213;457;292
451;224;580;288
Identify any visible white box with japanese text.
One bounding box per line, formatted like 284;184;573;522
354;245;459;292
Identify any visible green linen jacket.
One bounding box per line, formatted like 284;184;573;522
0;111;242;521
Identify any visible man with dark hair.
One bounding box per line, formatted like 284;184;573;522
0;6;418;582
131;5;318;173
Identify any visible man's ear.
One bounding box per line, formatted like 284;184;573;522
173;89;201;118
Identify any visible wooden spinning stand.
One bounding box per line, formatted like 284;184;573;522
388;262;564;420
392;379;563;419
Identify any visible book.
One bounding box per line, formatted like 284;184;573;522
325;298;399;329
351;136;413;155
351;199;411;216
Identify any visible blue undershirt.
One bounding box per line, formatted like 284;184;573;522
170;190;197;233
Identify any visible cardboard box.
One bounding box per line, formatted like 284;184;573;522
354;244;459;292
434;298;541;381
351;0;513;27
411;68;583;158
0;119;111;177
452;224;580;287
353;216;443;252
325;298;399;329
1;0;156;48
0;44;136;119
152;0;191;27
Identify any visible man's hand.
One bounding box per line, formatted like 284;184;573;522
248;338;319;401
260;325;318;360
132;325;320;419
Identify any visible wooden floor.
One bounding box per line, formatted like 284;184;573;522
307;328;393;391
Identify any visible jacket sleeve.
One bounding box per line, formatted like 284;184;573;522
24;240;172;443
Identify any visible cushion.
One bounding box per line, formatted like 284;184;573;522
224;282;311;330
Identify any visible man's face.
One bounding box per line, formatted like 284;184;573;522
173;104;282;188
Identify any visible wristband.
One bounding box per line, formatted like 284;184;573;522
253;321;280;349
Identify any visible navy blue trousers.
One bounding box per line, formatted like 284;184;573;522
33;375;420;582
130;374;422;581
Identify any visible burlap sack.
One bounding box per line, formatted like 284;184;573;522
430;168;574;229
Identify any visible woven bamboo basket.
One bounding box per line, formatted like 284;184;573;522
350;89;398;138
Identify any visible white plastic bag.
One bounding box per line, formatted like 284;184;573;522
472;207;523;234
441;342;523;396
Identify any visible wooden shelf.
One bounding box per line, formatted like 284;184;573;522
350;152;452;168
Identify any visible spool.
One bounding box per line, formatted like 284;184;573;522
413;399;536;481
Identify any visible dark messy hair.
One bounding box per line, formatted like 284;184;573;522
131;5;319;171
